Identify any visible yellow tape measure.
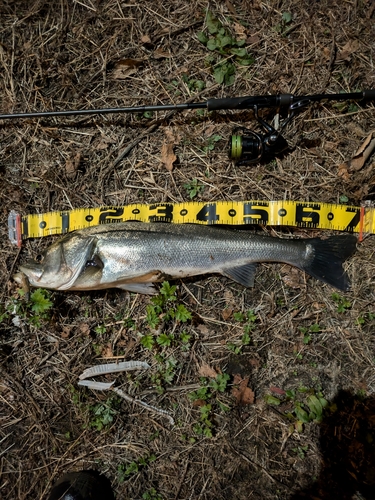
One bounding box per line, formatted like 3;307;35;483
8;200;375;246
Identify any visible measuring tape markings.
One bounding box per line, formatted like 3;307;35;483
8;200;375;246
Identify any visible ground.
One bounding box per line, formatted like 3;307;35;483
1;1;375;499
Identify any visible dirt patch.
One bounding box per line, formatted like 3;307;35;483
1;1;375;499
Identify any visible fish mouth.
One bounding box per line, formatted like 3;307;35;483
19;261;44;285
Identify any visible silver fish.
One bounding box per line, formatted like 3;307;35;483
16;222;357;294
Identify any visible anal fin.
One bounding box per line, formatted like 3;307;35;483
222;263;257;287
117;282;158;295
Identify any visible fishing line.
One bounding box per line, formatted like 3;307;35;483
8;199;375;247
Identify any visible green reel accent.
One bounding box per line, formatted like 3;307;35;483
229;135;243;160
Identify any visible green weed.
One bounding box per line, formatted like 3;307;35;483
142;488;163;500
9;288;53;327
331;293;351;313
189;373;231;438
274;11;293;35
87;397;121;431
197;11;254;86
298;323;321;344
183;178;204;199
118;454;156;482
292;445;309;459
202;134;222;153
356;312;375;326
227;310;257;353
265;387;328;431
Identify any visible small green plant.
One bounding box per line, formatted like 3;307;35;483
274;11;293;35
29;289;53;315
87;397;120;431
299;323;321;344
142;282;192;332
339;194;349;204
142;488;163;500
10;288;53;327
292;445;309;459
138;282;193;389
183;178;204;199
202;134;222;153
189;373;231;437
118;454;156;482
181;74;206;92
265;387;328;431
94;324;107;335
151;354;178;392
331;293;351;313
197;11;254;86
356;312;375;326
227;310;257;353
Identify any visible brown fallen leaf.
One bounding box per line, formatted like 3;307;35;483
197;324;210;336
161;142;176;172
221;308;233;321
111;58;143;80
337;39;360;62
101;343;114;358
65;151;81;179
280;264;305;289
61;326;72;339
339;132;375;174
247;34;260;45
140;34;152;44
153;47;171;59
269;386;286;395
232;374;255;405
232;22;247;40
79;323;90;336
350;132;375;171
198;363;218;379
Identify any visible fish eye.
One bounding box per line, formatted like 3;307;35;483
35;254;44;263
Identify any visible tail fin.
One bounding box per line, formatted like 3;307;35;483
302;235;357;291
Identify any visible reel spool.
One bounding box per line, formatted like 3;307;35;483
228;127;289;165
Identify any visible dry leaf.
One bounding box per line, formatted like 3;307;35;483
161;142;176;172
339;132;375;174
221;308;233;320
192;399;206;408
79;323;90;336
101;343;114;358
61;326;72;339
337;39;359;61
281;265;305;289
247;34;260;45
232;22;246;39
337;162;350;182
232;374;255;405
225;0;236;15
269;386;286;395
322;46;331;61
65;151;81;179
350;132;375;170
141;34;152;44
249;358;261;369
197;324;210;336
198;363;218;379
153;48;171;59
112;59;143;80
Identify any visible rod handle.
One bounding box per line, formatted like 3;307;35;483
363;89;375;101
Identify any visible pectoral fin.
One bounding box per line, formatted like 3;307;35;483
222;263;257;287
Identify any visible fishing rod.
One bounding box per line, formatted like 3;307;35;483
1;89;375;164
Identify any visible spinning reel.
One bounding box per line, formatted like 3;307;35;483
228;100;310;165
